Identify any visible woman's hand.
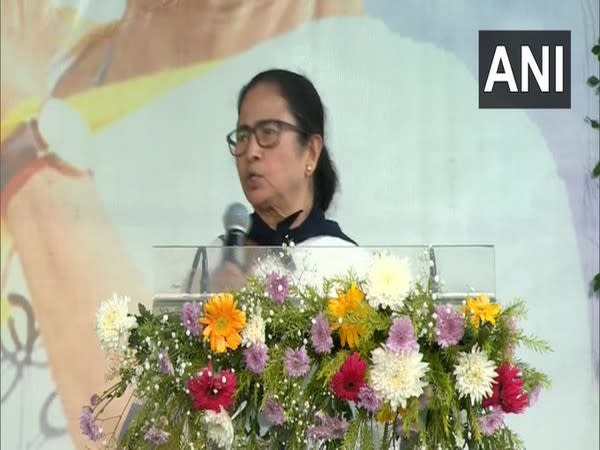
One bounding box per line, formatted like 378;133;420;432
210;261;248;293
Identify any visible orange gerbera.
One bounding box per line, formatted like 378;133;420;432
463;295;501;328
200;294;246;354
328;284;368;349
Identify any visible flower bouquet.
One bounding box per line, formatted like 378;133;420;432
83;248;550;449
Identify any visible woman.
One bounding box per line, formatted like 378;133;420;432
230;69;355;247
209;69;357;292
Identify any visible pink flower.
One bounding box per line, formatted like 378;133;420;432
267;272;289;305
434;304;465;348
483;362;529;414
264;398;286;426
311;313;333;354
331;353;367;402
386;317;418;353
80;407;103;442
188;364;237;412
181;302;201;336
244;343;269;375
479;409;505;436
284;347;310;378
358;386;382;412
307;412;349;441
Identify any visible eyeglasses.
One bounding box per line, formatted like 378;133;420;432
226;119;307;156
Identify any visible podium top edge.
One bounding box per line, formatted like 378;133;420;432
151;244;496;249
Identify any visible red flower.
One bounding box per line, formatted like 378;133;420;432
331;352;367;402
483;361;529;414
188;364;237;412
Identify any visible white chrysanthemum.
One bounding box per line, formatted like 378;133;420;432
369;347;429;410
365;253;412;310
202;408;234;449
453;347;497;405
96;294;136;352
242;311;265;347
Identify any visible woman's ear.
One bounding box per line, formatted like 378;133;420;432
305;134;323;171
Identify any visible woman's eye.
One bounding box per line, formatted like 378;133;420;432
260;124;280;136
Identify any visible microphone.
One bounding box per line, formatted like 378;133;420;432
222;202;250;267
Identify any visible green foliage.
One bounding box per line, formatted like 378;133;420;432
593;162;600;178
316;350;349;388
593;272;600;292
516;360;552;391
481;426;525;450
517;332;553;353
585;38;600;290
360;417;376;450
341;413;362;450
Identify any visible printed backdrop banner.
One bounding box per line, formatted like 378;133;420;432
0;1;598;449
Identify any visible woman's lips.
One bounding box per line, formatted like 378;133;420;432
246;174;263;189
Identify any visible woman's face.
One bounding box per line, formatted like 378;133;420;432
235;83;315;214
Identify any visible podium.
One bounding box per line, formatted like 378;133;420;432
151;244;496;313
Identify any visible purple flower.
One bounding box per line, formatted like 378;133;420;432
267;272;289;305
89;394;101;409
434;304;465;348
311;313;333;354
244;343;269;375
307;412;349;441
264;398;286;426
479;409;505;436
158;349;174;376
284;346;310;378
182;302;201;337
386;317;418;353
357;386;382;413
144;427;170;446
80;407;103;442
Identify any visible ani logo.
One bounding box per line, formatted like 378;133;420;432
479;30;571;109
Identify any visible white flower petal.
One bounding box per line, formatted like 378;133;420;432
369;347;429;410
453;348;497;404
202;408;234;449
96;294;136;353
365;253;412;311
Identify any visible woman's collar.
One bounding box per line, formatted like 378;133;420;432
247;207;355;246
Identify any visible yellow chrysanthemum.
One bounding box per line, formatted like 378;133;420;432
375;404;396;424
200;294;246;354
463;295;501;328
328;284;368;349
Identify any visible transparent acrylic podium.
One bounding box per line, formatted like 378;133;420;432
151;245;495;314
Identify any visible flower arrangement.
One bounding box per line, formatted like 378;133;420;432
82;249;550;449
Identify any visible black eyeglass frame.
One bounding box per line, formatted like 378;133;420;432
226;119;308;156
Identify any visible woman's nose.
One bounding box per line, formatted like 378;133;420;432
245;134;262;160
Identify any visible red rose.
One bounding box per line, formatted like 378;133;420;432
483;361;529;414
331;352;367;402
188;364;237;412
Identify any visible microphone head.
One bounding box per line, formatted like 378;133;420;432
223;202;250;233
